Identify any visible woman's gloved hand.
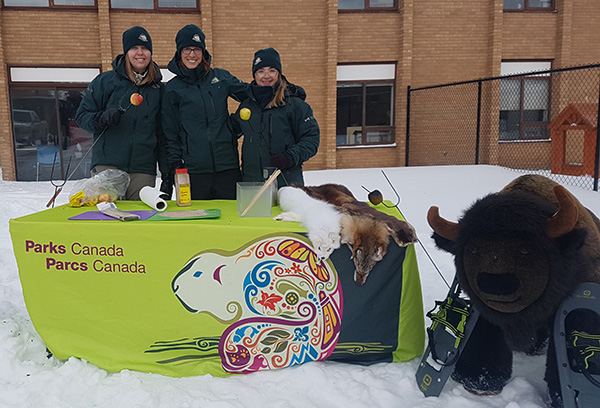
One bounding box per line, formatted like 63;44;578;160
270;153;295;170
94;108;122;127
159;161;184;200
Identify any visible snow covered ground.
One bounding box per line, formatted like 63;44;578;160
1;165;598;408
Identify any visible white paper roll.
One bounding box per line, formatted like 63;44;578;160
140;186;167;211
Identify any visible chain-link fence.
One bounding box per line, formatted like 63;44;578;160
406;63;600;191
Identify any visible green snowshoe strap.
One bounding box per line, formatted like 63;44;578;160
568;330;600;388
429;298;469;344
426;295;472;364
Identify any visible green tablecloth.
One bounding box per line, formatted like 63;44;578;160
10;200;424;377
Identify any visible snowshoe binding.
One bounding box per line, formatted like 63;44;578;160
416;275;480;397
554;282;600;408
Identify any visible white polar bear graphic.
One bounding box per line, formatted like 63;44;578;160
172;234;343;374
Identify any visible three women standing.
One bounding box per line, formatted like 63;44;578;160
77;25;319;201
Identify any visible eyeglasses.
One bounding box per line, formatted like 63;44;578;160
181;47;203;56
255;68;279;76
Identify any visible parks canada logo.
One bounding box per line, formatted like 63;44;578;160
24;239;146;274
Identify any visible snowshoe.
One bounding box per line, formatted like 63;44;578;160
416;275;480;397
554;282;600;408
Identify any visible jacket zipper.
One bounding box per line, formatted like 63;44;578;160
127;86;143;172
206;89;217;172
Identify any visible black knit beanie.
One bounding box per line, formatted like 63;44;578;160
252;48;282;76
122;26;152;54
176;24;206;54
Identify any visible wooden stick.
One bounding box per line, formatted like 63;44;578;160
46;187;62;208
240;169;281;217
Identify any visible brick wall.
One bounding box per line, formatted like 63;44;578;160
2;1;600;180
412;1;494;87
570;0;600;65
502;13;557;60
0;17;11;180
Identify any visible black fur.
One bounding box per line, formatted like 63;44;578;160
450;191;590;349
429;176;600;406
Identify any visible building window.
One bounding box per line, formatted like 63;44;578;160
110;0;198;9
339;0;397;11
504;0;553;11
336;64;395;147
9;67;99;182
3;0;95;6
499;62;551;141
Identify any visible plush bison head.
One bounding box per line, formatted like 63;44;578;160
427;184;590;348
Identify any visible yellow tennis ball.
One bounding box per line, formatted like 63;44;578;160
240;108;251;121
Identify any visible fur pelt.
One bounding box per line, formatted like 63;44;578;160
427;174;600;405
338;214;390;284
275;186;342;261
295;183;417;247
290;183;418;284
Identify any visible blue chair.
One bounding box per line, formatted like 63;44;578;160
36;145;60;181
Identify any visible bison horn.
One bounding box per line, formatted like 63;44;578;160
427;206;458;241
546;185;579;238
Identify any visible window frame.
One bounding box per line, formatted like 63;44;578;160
336;63;396;148
336;79;396;147
8;64;101;181
499;62;552;142
9;83;95;181
503;0;555;12
338;0;398;13
9;66;101;84
1;0;97;9
110;0;199;11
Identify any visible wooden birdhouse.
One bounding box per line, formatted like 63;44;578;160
549;103;599;176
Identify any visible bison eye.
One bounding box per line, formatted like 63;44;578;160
470;246;477;255
518;246;529;255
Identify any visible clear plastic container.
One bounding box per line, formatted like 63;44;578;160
236;182;274;217
175;168;191;206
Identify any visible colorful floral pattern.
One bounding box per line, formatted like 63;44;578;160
172;235;343;374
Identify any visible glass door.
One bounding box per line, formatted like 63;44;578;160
11;87;92;181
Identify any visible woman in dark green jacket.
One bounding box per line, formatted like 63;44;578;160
162;24;248;200
232;48;320;187
76;26;167;200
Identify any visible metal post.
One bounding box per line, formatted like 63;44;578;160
406;85;411;166
594;83;600;191
475;81;482;165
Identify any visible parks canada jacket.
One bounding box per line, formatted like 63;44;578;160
76;55;167;176
232;81;320;186
162;58;248;174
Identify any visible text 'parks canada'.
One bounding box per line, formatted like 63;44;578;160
25;240;125;257
24;240;146;274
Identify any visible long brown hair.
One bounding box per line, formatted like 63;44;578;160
124;57;159;85
267;76;288;108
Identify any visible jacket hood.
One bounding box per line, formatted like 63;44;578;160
285;79;307;101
